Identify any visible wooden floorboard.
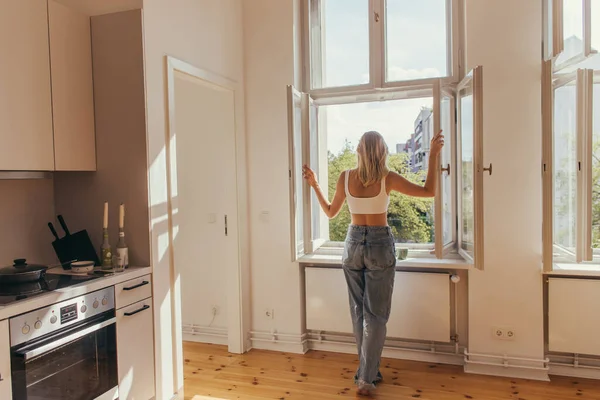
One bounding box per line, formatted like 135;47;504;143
183;342;600;399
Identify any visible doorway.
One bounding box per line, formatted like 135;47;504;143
165;56;250;394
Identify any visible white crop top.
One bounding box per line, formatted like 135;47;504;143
345;170;390;214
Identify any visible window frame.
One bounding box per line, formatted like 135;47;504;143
543;65;596;271
302;0;464;95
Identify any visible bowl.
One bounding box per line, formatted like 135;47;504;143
71;261;95;274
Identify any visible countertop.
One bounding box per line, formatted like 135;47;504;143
0;266;152;320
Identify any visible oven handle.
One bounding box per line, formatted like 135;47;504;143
17;317;116;361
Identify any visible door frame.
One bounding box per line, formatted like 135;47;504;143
164;55;251;387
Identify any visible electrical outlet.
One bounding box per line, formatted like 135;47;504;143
492;327;515;341
265;309;274;319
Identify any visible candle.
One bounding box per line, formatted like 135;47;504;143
103;202;108;229
119;203;125;229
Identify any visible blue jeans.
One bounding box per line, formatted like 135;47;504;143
342;225;396;386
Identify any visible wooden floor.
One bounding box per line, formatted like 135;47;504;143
183;342;600;399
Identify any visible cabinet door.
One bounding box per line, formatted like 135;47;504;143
0;0;54;171
49;0;96;171
117;298;155;400
0;320;12;399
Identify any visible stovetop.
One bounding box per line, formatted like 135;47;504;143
0;272;101;306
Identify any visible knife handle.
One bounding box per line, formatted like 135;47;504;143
57;215;70;236
48;223;60;240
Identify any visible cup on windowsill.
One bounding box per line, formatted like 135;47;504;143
396;248;408;260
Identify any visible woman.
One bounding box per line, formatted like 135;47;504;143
302;130;444;396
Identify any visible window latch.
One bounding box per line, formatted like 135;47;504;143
441;164;451;175
224;215;228;236
374;11;380;22
483;163;492;175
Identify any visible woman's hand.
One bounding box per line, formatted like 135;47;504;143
302;165;318;188
430;130;445;156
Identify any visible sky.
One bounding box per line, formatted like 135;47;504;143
321;0;448;153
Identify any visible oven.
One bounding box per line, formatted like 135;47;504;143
9;287;118;400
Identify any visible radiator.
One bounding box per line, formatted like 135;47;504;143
305;268;451;343
549;278;600;356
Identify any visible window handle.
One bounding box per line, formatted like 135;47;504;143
374;11;380;22
483;163;493;175
441;164;451;175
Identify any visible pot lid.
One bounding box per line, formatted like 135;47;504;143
0;259;48;276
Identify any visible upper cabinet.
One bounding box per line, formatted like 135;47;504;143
49;0;96;171
0;0;96;172
0;0;54;171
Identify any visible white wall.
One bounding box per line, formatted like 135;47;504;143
142;1;245;398
0;180;55;265
464;0;544;377
243;0;305;342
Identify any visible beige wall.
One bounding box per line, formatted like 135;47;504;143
142;0;246;398
465;0;544;372
243;0;302;337
0;180;56;266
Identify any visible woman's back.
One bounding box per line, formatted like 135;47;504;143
344;169;390;226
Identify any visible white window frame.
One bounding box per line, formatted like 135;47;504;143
303;0;464;95
543;0;598;71
542;64;596;271
290;0;490;268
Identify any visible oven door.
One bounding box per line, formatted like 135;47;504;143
10;312;118;400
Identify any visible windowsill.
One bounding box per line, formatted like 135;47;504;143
299;253;472;270
544;263;600;277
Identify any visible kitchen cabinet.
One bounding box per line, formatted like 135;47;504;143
117;298;155;400
48;0;96;171
0;320;12;399
0;0;54;171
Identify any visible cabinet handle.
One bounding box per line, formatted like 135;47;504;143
123;280;149;291
124;304;150;317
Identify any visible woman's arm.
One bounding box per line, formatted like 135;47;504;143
303;166;346;219
388;130;444;198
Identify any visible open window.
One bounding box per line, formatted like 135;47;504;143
455;66;485;270
287;85;305;261
543;67;597;270
544;0;598;70
288;67;485;267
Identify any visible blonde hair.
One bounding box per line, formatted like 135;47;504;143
356;131;389;187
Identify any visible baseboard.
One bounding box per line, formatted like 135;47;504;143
464;350;550;381
549;364;600;380
308;339;464;366
182;324;228;346
249;331;308;354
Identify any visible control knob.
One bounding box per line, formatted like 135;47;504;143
93;299;99;309
21;324;30;334
101;297;108;306
81;304;87;313
50;315;58;324
34;320;42;330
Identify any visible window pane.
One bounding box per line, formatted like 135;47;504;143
441;95;453;245
385;0;448;82
294;101;304;253
553;83;577;261
592;81;600;261
323;98;435;247
314;0;370;89
309;101;321;242
556;0;583;65
459;92;474;256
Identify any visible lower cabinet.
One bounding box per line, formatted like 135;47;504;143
117;298;155;400
0;320;12;399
